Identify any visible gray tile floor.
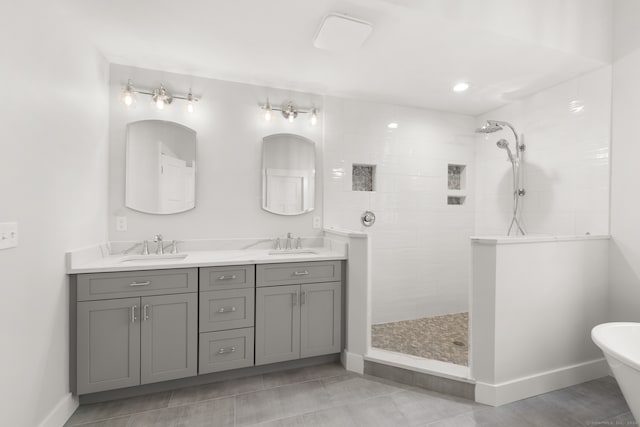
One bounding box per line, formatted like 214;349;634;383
65;363;636;427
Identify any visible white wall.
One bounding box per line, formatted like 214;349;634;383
472;237;610;406
475;66;612;236
609;3;640;321
0;3;109;426
109;64;323;242
323;96;475;323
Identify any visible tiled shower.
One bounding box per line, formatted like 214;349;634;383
323;64;612;367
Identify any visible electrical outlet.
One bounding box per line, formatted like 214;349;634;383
313;216;322;229
0;222;18;250
116;216;127;232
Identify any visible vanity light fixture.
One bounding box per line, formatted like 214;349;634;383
283;103;298;123
121;80;199;113
259;100;319;125
186;91;195;113
387;122;399;129
122;80;135;107
152;85;172;110
262;99;272;121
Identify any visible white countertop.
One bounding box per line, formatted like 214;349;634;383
67;248;347;274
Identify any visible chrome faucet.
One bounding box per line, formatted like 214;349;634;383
154;234;164;255
275;237;281;250
296;237;302;250
285;232;293;250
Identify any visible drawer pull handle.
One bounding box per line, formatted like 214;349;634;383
143;304;150;321
292;292;298;307
131;305;137;323
218;275;237;280
129;281;151;287
218;306;237;313
218;346;236;355
293;270;309;276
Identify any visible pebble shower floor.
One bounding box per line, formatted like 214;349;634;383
371;312;469;366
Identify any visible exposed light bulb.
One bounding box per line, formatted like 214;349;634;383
262;100;272;121
156;98;165;110
288;113;294;123
310;108;318;126
387;122;399;129
122;80;135;107
123;92;133;106
186;91;195;113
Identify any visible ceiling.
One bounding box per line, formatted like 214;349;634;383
60;0;613;116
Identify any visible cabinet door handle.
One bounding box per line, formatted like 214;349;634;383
143;304;150;321
129;281;151;287
292;292;298;307
131;305;137;323
300;291;306;305
293;270;309;276
218;275;237;280
217;346;236;355
217;306;236;313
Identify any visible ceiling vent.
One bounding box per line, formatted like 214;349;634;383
313;13;373;52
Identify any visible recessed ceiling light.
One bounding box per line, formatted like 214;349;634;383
387;122;399;129
453;82;470;92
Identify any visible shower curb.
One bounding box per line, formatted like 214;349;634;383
364;360;475;401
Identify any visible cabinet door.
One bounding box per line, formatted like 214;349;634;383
140;293;197;384
255;285;300;365
77;298;140;394
300;282;342;358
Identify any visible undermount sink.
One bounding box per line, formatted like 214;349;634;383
268;249;319;256
118;254;188;264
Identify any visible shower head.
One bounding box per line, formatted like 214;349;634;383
475;120;503;134
496;139;509;149
496;139;515;163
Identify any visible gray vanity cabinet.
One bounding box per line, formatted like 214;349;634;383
140;293;197;384
255;285;301;365
300;282;342;358
77;298;141;394
76;268;198;394
255;261;343;366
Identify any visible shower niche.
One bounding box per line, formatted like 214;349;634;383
447;164;466;205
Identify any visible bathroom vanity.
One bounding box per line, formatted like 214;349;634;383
70;254;344;396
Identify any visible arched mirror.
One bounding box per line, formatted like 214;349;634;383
262;133;316;215
125;120;196;214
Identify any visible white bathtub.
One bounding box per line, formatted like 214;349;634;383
592;323;640;422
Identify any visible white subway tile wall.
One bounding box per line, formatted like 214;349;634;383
323;97;476;323
475;65;612;236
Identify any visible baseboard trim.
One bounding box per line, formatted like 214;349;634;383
343;351;364;374
38;393;79;427
475;358;609;406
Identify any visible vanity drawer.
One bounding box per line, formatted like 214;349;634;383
77;269;198;301
256;261;341;286
199;289;255;332
199;265;255;290
199;328;254;374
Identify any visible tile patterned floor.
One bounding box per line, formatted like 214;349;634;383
65;362;636;427
372;312;469;366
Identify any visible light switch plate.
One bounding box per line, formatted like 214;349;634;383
116;216;127;232
0;222;18;250
313;216;322;229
